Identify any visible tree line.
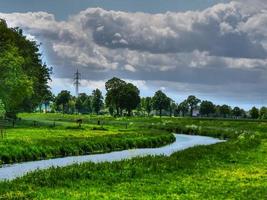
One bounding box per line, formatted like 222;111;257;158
44;77;267;120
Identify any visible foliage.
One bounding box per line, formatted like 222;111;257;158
152;90;170;117
250;106;259;119
0;19;51;115
199;100;215;117
92;89;104;114
232;106;242;118
186;95;201;116
105;77;126;116
219;104;232;118
177;100;189;116
0;46;33;116
75;93;92;114
144;97;152;115
119;83;140;116
259;106;267;119
0;99;5;119
55;90;72;113
105;77;140;116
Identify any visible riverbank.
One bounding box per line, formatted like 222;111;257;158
0;134;224;181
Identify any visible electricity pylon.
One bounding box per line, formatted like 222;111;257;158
74;69;81;97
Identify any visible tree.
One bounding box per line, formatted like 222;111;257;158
0;99;5;119
219;105;232;118
232;106;242;118
250;107;259;119
0;19;51;116
105;77;126;116
152;90;170;117
260;106;267;119
42;90;54;113
92;89;104;115
200;100;215;117
177;100;189;117
169;99;177;117
186;95;200;117
75;93;89;114
120;83;141;116
0;46;33;117
144;97;152;116
55;90;72;113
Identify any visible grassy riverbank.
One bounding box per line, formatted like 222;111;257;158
0;113;267;199
0;114;175;164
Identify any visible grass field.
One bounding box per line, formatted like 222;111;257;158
0;113;267;199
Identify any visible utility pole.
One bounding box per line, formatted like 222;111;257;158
74;69;81;97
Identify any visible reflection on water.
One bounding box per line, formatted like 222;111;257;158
0;134;224;181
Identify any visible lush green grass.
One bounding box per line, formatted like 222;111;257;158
0;130;266;199
0;114;175;164
0;113;267;199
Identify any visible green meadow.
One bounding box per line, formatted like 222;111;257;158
0;113;266;199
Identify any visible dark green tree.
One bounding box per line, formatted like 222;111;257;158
144;97;152;116
0;99;5;119
119;83;141;116
152;90;170;117
169;99;177;117
55;90;72;114
105;77;126;116
250;107;259;119
92;89;104;115
177;100;189;117
186;95;201;117
75;93;89;113
200;100;215;117
259;106;267;119
219;105;232;118
42;90;54;113
232;106;242;118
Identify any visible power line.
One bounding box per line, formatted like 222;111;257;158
74;69;81;97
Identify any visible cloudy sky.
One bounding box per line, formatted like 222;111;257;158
1;0;267;109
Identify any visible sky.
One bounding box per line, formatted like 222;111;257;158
0;0;267;109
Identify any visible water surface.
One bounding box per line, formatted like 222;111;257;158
0;134;224;181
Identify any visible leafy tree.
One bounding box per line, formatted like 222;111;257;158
0;46;33;117
186;95;201;117
105;77;126;116
92;89;104;115
55;90;72;114
68;97;76;114
169;99;177;117
144;97;152;116
232;107;242;118
0;99;5;119
259;106;267;119
250;107;259;119
83;96;93;114
0;19;51;115
200;100;215;117
177;100;189;117
42;90;54;113
75;93;89;113
219;105;232;118
119;83;141;116
152;90;170;117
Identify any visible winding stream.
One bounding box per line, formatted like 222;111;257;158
0;134;224;181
